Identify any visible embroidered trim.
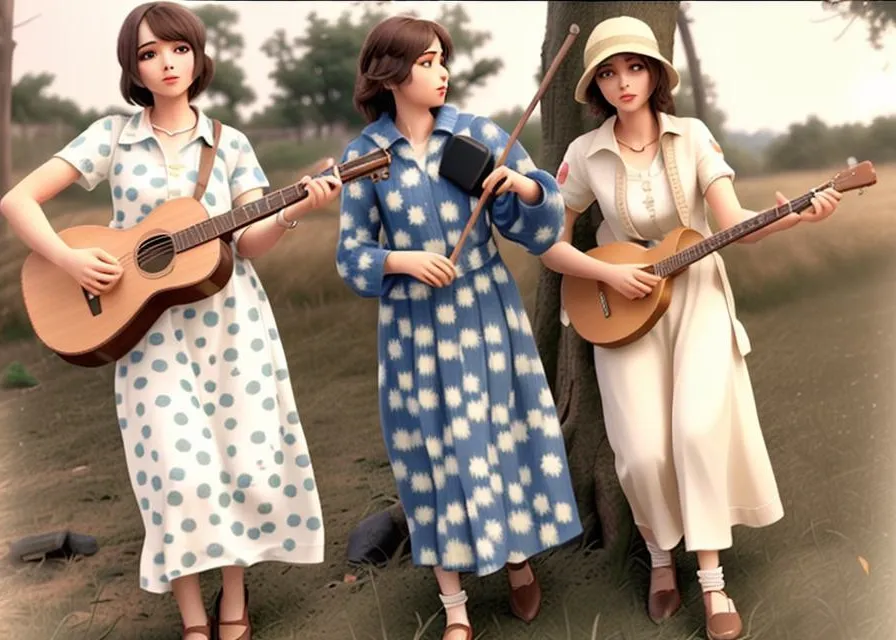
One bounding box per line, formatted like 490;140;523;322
661;134;689;227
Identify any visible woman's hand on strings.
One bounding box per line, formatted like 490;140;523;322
603;263;661;300
774;187;841;224
61;247;123;296
283;158;342;223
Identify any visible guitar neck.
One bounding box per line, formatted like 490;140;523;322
170;152;383;252
651;191;819;277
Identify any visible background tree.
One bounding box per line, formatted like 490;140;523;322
0;0;15;200
676;2;706;124
191;3;256;126
534;0;680;560
258;4;502;132
823;0;896;48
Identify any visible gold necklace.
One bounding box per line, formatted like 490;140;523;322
616;137;658;153
152;122;196;136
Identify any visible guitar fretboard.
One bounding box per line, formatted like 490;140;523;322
171;183;309;251
651;191;818;277
169;150;389;252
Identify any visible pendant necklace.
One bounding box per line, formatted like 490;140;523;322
616;137;658;153
152;120;196;136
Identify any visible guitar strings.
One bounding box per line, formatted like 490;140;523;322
110;188;818;275
95;154;385;275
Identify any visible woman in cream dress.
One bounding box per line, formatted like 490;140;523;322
539;16;841;640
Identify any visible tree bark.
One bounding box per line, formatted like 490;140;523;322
536;1;680;559
0;0;15;202
676;3;707;124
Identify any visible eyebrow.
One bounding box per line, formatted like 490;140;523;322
137;40;156;51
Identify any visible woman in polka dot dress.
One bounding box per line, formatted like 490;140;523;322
0;3;341;639
337;16;583;640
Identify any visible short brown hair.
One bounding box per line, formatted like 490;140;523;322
353;15;453;123
117;1;214;107
585;55;675;120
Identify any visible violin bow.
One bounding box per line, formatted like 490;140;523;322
448;23;580;265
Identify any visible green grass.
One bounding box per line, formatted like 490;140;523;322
0;157;892;639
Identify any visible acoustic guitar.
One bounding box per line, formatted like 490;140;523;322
21;148;392;367
561;160;877;348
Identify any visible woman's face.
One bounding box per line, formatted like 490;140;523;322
594;53;653;114
392;36;450;110
135;19;196;100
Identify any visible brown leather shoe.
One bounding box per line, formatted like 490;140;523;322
703;591;743;640
439;590;473;640
647;565;681;624
443;622;473;640
214;586;251;640
506;561;541;623
182;622;212;639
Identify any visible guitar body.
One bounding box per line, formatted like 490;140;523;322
21;197;233;367
561;226;705;348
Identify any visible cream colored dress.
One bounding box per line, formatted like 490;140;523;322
558;116;784;552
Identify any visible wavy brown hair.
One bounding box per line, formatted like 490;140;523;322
117;1;215;107
585;55;675;120
353;15;453;123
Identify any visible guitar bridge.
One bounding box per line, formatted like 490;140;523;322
82;288;102;317
598;286;610;318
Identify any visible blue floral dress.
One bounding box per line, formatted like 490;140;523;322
335;104;583;576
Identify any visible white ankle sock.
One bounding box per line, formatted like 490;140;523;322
439;589;468;609
645;540;672;568
697;566;725;593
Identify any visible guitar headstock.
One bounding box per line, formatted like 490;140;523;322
338;148;392;184
825;160;877;194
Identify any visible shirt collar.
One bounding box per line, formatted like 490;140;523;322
361;103;460;150
117;106;216;147
586;111;682;158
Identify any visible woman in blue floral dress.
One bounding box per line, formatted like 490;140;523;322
336;14;583;640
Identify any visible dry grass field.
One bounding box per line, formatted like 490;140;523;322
0;161;893;639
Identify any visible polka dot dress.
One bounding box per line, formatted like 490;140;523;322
55;109;325;593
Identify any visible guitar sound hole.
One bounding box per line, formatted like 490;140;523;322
136;234;175;274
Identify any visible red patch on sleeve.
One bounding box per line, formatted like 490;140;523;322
710;139;723;155
557;162;569;185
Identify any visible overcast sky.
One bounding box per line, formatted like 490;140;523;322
12;0;896;134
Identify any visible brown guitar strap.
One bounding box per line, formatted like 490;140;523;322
193;119;222;202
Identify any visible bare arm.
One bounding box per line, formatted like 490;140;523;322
234;173;342;260
539;207;616;281
231;187;286;259
704;177;799;244
0;157;82;266
704;177;840;244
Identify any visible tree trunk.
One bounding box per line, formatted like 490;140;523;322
536;1;680;560
676;3;707;124
0;0;14;203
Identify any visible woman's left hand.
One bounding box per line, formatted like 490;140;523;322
481;165;541;204
775;187;842;223
282;158;342;223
